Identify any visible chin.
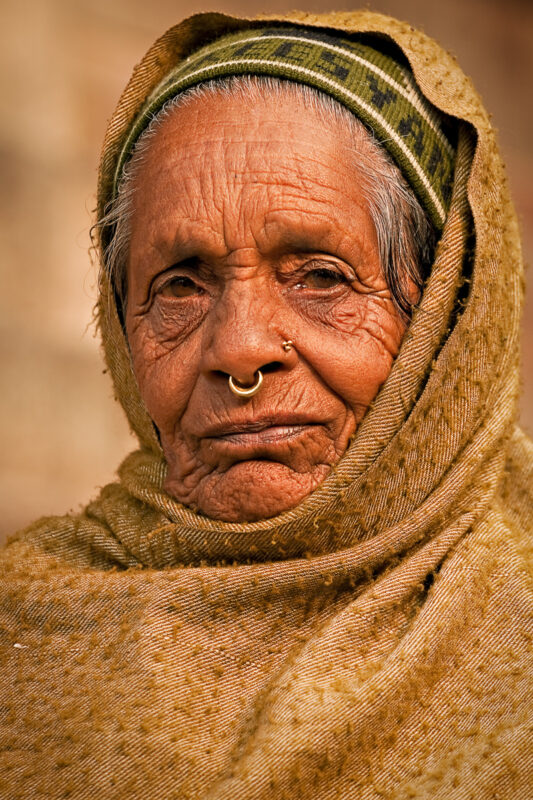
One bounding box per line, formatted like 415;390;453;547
167;460;331;523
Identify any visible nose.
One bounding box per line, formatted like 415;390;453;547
200;279;296;388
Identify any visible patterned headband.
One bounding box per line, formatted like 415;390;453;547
113;26;457;231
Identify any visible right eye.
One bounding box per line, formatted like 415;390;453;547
158;276;202;298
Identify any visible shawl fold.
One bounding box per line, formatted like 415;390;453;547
1;10;531;799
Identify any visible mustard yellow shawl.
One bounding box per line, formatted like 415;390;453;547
1;10;532;799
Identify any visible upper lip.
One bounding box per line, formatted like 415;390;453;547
202;414;322;438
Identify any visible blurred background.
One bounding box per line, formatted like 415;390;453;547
1;0;532;540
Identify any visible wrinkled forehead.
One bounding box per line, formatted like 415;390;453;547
129;82;364;195
109;25;456;236
126;89;378;276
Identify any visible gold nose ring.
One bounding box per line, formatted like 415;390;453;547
228;370;263;398
282;340;293;352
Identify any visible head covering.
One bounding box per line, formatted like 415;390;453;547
112;26;456;231
1;10;532;800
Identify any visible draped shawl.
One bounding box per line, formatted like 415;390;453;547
1;10;532;799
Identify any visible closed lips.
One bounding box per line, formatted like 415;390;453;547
214;424;315;445
201;416;323;438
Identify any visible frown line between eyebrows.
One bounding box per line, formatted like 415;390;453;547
131;199;370;293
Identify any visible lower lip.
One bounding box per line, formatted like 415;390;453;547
211;424;316;446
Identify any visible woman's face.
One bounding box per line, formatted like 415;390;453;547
125;91;411;522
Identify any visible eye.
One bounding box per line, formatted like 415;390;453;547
158;276;202;298
297;267;346;290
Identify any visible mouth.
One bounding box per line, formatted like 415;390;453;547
202;415;324;450
214;424;316;446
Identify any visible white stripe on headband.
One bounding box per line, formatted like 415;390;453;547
177;32;454;158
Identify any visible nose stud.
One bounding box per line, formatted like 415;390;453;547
228;370;263;398
282;340;293;352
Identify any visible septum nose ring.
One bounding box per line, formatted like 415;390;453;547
228;370;263;398
228;340;294;397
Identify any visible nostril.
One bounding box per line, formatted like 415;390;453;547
261;361;283;374
211;362;285;385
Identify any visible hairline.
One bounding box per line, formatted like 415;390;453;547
97;75;435;321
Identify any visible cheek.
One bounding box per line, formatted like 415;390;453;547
294;296;406;417
126;311;202;434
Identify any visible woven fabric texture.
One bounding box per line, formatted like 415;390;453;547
1;10;532;800
112;27;456;231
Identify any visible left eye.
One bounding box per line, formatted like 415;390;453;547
298;268;345;290
159;276;201;298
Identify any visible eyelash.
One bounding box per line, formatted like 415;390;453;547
295;264;347;287
152;259;351;300
153;273;204;300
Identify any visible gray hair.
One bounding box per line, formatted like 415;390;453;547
97;75;436;320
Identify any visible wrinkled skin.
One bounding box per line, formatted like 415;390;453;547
125;91;414;522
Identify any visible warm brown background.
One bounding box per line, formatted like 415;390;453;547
1;0;532;540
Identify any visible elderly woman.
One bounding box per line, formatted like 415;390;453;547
1;9;531;799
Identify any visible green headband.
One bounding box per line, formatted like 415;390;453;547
113;26;457;231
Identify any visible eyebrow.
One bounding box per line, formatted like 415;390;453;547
137;199;366;279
